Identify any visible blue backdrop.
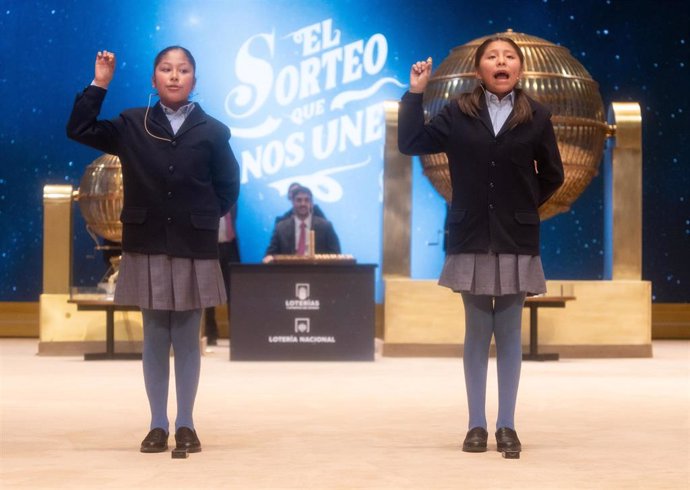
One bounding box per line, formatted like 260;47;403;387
0;0;688;302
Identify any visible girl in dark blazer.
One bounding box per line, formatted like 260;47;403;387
67;46;240;454
398;37;564;457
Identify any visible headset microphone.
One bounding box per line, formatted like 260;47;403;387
144;93;173;142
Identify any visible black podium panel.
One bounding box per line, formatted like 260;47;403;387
230;264;376;361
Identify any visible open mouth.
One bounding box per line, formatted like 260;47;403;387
494;70;510;80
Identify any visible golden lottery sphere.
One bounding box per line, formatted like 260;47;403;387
77;153;123;242
421;30;608;219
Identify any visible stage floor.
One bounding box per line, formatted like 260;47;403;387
1;339;688;489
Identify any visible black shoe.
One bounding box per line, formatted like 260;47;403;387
140;428;168;453
495;427;522;453
462;427;488;452
175;427;202;453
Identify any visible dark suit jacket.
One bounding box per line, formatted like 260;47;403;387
265;216;341;256
67;85;240;260
398;91;563;256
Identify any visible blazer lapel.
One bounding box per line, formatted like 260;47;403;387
288;222;297;254
477;98;495;137
494;94;538;137
147;103;175;139
495;108;516;138
147;102;208;140
175;104;207;138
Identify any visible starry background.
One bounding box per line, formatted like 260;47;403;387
0;0;687;302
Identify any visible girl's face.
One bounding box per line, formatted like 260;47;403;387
152;49;195;110
476;40;523;98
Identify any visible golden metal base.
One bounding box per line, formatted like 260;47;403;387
383;278;652;358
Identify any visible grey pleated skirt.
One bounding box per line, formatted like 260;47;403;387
438;252;546;296
114;252;226;311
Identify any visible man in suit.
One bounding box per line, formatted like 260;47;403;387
274;182;327;223
264;185;340;260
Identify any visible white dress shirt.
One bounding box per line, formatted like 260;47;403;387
485;90;514;135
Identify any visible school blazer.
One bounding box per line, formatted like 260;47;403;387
265;216;341;256
67;85;240;260
398;91;564;256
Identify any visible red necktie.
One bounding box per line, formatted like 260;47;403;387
224;212;235;242
296;221;306;255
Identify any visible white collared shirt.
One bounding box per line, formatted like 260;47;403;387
485;90;514;135
159;102;195;135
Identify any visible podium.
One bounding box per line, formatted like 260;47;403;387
229;263;376;361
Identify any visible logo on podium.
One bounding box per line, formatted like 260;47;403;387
294;318;310;334
285;282;320;310
296;283;310;300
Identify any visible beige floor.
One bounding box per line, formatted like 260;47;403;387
1;338;689;489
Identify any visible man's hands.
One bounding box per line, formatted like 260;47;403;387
93;50;116;89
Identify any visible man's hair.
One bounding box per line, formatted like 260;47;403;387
287;182;301;200
290;185;313;200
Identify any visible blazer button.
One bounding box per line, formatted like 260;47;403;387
167;191;173;198
168;165;174;173
489;204;495;210
490;161;496;167
489;182;495;188
171;140;177;147
167;217;173;224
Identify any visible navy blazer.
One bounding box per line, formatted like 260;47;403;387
398;91;563;256
265;216;341;256
67;85;240;260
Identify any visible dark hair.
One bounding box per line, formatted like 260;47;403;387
287;182;301;200
457;36;532;129
153;46;196;73
291;185;313;200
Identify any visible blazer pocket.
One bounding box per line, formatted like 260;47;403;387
448;209;467;223
190;213;219;230
514;211;540;225
120;207;147;224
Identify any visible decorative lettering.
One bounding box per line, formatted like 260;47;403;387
225;18;405;200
